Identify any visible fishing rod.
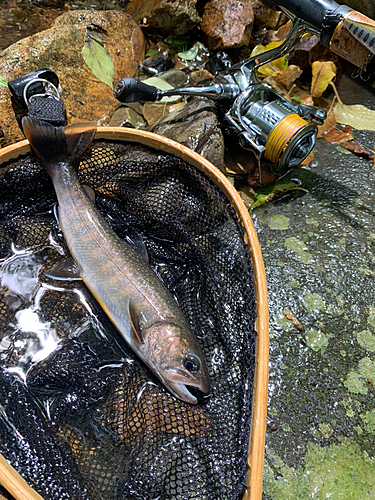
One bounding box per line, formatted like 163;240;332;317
113;0;375;172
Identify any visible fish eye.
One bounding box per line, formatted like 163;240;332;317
183;354;201;373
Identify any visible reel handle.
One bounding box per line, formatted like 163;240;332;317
114;78;160;103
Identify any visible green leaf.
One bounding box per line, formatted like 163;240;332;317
250;182;308;211
177;44;199;61
164;35;188;51
333;100;375;131
0;76;8;88
81;38;114;89
291;96;302;104
145;49;158;57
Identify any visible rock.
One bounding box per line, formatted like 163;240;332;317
124;0;201;36
158;70;188;88
143;102;186;127
108;105;146;128
0;10;146;148
150;97;226;173
250;0;287;31
200;0;255;51
204;51;233;76
141;47;174;76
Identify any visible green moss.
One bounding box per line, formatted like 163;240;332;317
344;357;375;395
318;422;334;438
344;370;368;395
268;214;290;230
357;330;375;352
302;292;325;312
263;439;375;499
363;409;375;433
285;236;306;252
305;329;328;352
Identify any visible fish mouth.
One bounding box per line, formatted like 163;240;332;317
163;368;210;405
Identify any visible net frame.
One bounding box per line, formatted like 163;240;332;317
0;127;269;500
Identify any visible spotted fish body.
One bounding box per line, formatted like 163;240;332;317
22;117;210;404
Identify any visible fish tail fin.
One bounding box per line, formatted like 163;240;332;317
22;117;97;175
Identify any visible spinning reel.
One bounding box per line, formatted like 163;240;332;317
114;0;375;170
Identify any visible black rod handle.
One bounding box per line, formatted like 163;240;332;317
114;78;159;103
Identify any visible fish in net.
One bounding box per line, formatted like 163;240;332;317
0;139;256;500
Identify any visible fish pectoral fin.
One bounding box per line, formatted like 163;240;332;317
128;299;144;345
45;256;83;281
82;185;96;203
124;233;149;264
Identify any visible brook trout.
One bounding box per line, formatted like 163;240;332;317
22;117;210;404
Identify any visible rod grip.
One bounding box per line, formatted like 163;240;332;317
114;78;159;103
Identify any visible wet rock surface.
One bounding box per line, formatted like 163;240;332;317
124;0;201;35
200;0;255;50
150;97;226;172
254;72;375;498
0;10;145;148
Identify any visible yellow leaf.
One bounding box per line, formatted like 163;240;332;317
250;41;288;77
310;61;336;98
334;100;375;131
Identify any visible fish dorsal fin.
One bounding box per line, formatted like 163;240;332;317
82;185;96;203
128;299;144;345
22;117;97;175
45;256;82;281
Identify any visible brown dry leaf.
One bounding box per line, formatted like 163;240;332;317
282;307;304;331
310;61;336;98
275;64;303;89
317;112;336;138
262;75;288;95
299;151;314;167
289;87;314;106
267;20;293;42
340;140;374;160
323;125;354;144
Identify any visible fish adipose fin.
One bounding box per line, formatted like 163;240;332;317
45;256;82;281
22;117;97;174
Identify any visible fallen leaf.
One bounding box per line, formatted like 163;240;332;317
262;75;288;95
323;125;354;143
268;20;293;43
81;36;114;89
0;76;7;88
340;140;374;160
177;44;199;61
275;64;303;89
250;41;288;77
250;181;308;211
333;99;375;131
247;163;277;188
164;35;188;52
299;151;314;167
288;87;314;106
282;307;304;331
310;61;336;98
141;77;180;103
317;112;336;138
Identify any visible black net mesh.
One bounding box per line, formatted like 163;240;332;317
0;139;256;500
